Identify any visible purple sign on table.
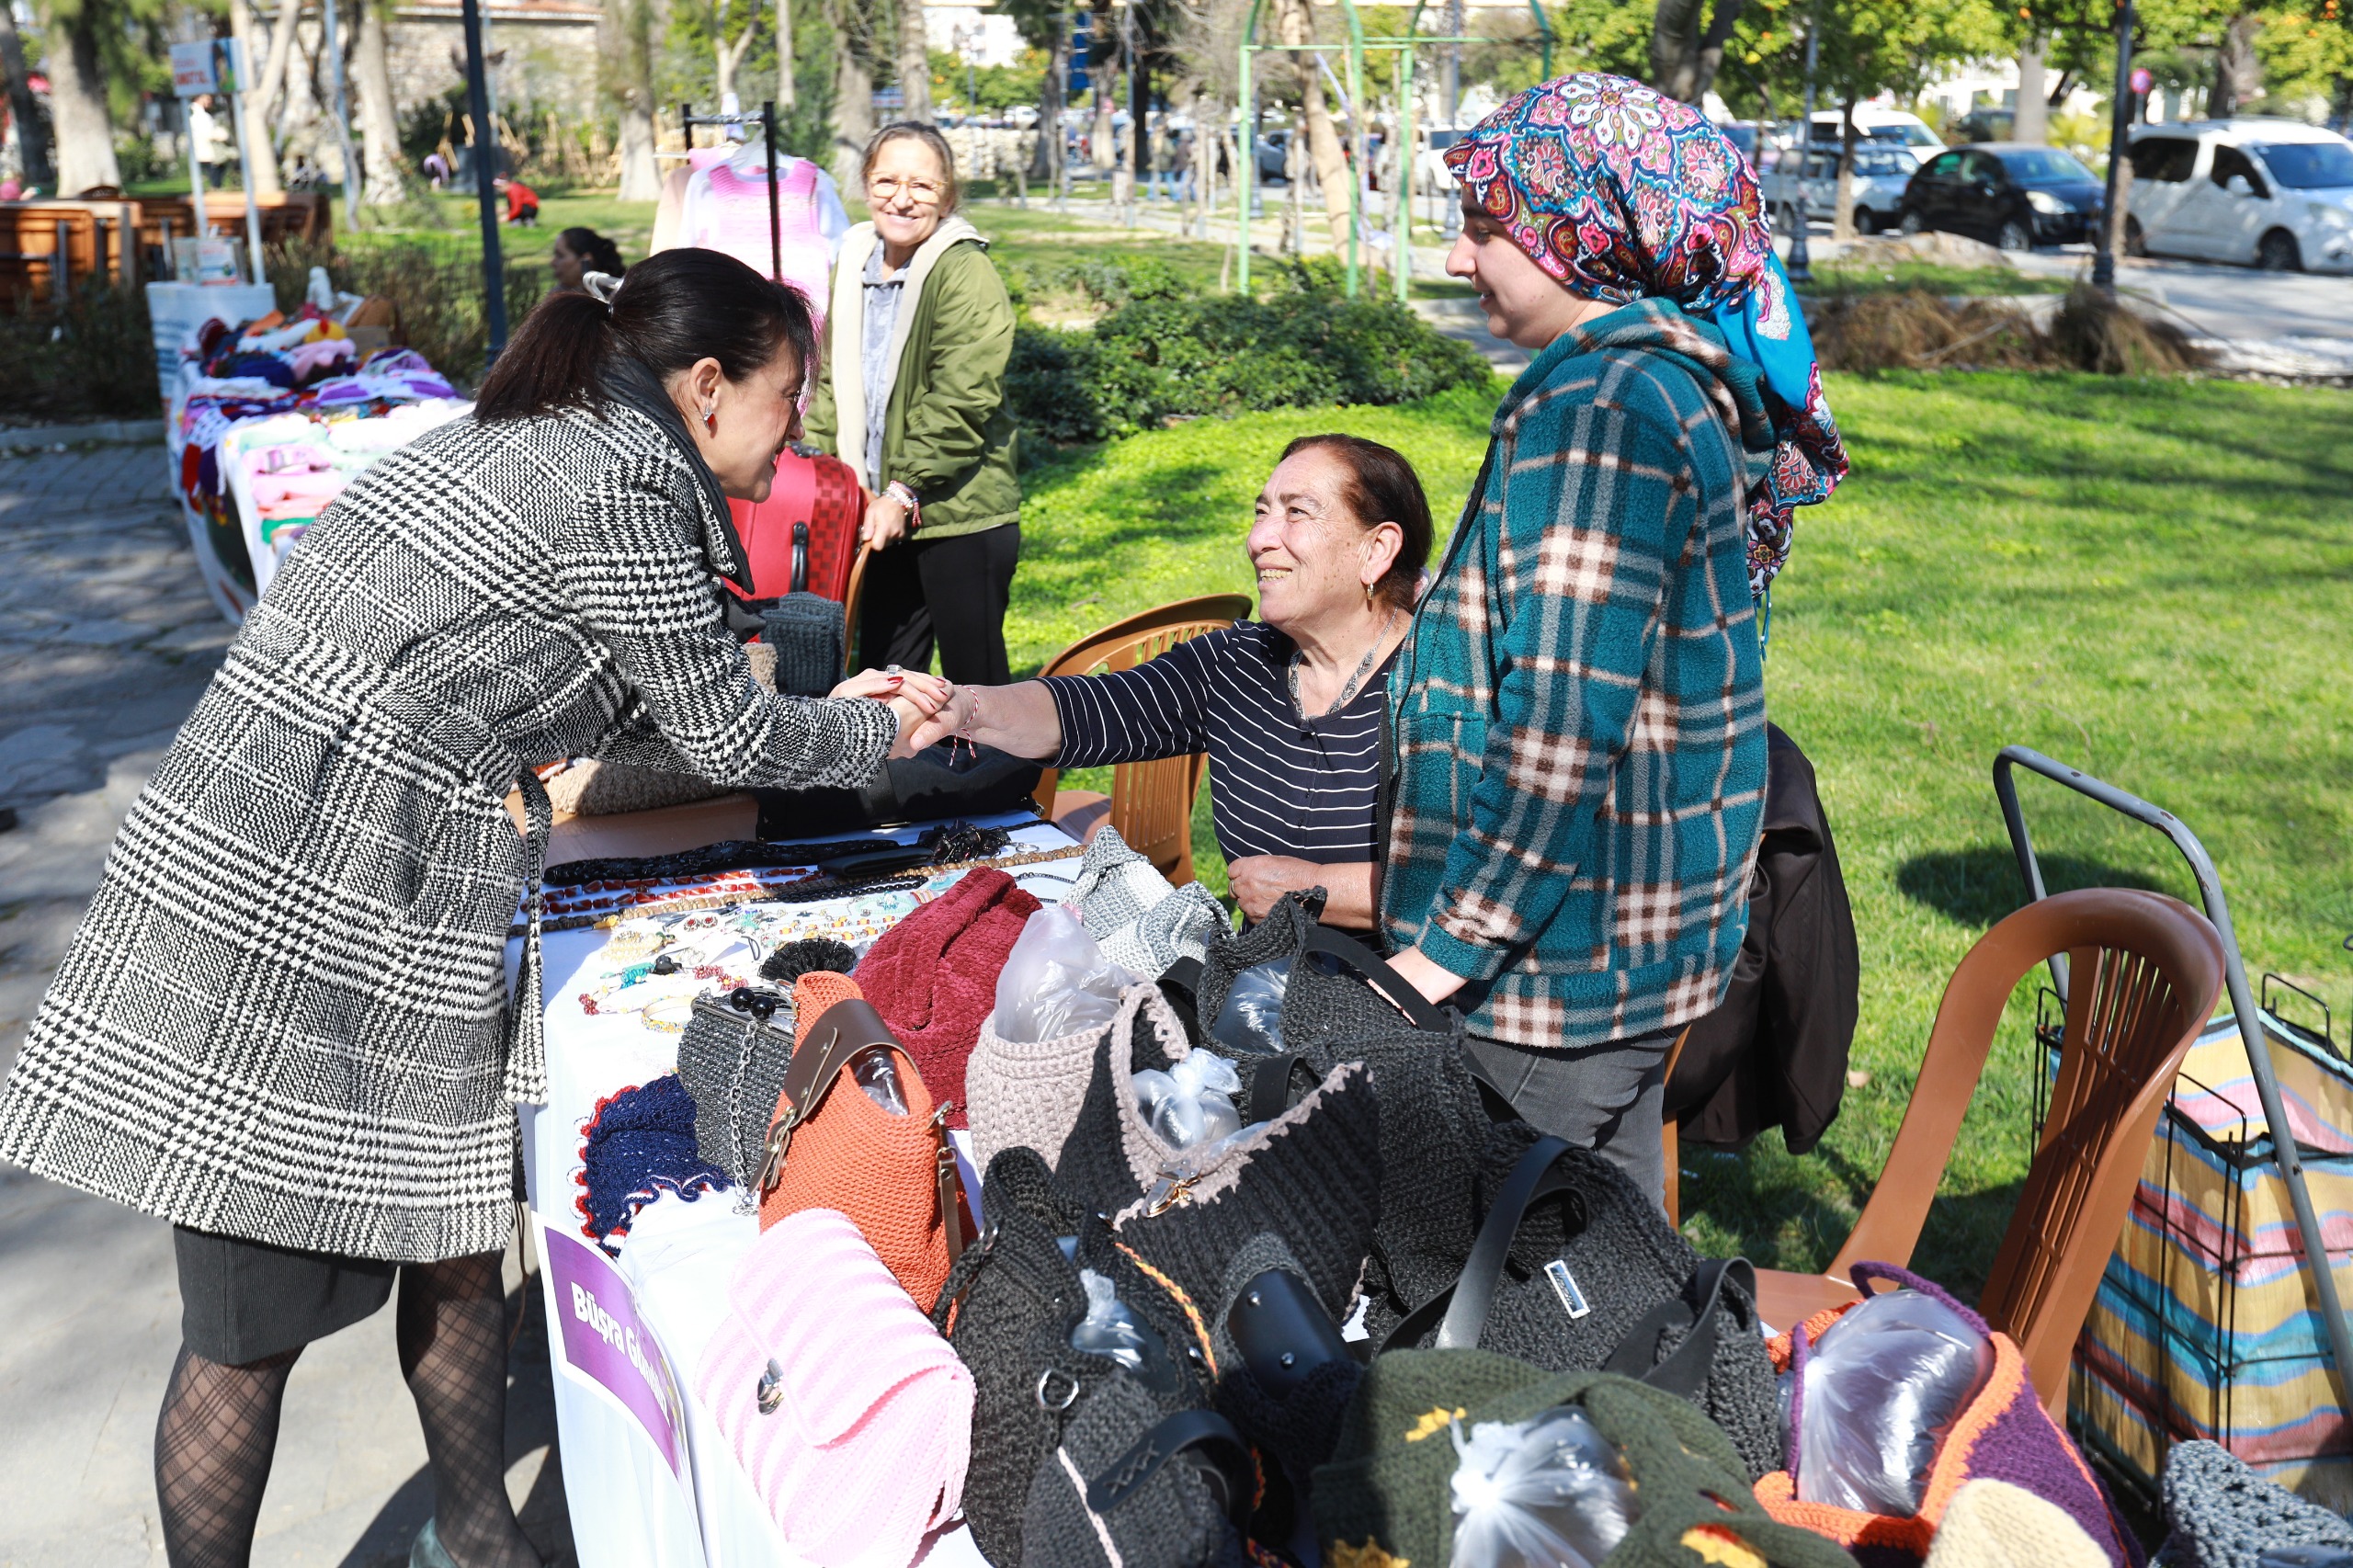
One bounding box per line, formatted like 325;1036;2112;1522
541;1227;688;1477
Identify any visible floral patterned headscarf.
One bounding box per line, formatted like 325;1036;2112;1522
1444;73;1848;592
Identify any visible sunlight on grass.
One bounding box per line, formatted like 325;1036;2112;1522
1016;369;2353;1296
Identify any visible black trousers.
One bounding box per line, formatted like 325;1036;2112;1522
856;522;1018;685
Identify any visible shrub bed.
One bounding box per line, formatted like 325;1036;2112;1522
1004;256;1493;445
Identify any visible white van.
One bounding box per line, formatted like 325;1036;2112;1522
2124;118;2353;272
1807;108;1945;153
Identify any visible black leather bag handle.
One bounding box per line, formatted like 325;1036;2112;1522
1083;1407;1256;1530
1300;923;1452;1034
1376;1135;1580;1356
1598;1256;1757;1400
790;520;809;595
1245;1051;1312;1124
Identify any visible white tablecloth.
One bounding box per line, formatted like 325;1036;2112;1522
517;813;1080;1568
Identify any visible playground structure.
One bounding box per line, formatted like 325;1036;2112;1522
1235;0;1552;301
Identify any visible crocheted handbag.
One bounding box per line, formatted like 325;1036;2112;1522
1017;1374;1258;1568
853;866;1041;1131
964;984;1112;1178
1188;889;1442;1055
1755;1264;2141;1567
1065;826;1228;977
1022;968;1384;1318
1313;1350;1859;1568
756;971;971;1310
676;987;796;1191
926;1145;1218;1568
696;1207;972;1568
758;522;847;698
1372;1132;1784;1481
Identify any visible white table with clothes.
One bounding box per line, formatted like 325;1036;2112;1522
515;810;1086;1568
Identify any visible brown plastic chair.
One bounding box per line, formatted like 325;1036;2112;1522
1750;886;2225;1415
839;540;874;678
1661;1028;1690;1227
1030;593;1255;884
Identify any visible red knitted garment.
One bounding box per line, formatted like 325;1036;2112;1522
853;868;1041;1130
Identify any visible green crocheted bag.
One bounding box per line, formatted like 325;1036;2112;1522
1312;1351;1859;1568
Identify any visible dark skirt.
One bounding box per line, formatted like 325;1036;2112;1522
174;1226;400;1365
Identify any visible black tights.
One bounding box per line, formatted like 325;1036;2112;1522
154;1252;539;1568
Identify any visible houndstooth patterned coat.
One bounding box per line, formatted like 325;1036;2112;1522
0;393;896;1263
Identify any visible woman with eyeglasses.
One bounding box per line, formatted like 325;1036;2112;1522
805;122;1021;684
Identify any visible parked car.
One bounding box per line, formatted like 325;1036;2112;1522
1897;142;2104;249
2125;118;2353;272
1761;142;1927;233
1807;108;1945;153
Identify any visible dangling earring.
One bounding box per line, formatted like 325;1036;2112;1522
1364;580;1374;606
702;406;717;434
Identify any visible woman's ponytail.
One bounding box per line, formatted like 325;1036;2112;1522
474;247;817;422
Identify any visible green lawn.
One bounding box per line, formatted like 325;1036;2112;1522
1016;370;2353;1299
1797;258;2074;298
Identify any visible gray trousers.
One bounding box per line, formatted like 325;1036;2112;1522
1461;1025;1680;1214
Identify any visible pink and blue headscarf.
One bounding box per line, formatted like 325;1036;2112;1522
1444;73;1848;592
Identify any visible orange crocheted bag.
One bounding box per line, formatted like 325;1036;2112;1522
756;971;972;1310
1754;1263;2139;1567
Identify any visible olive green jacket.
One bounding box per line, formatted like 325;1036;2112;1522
805;217;1020;540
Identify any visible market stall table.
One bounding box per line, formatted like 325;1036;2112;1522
515;806;1082;1568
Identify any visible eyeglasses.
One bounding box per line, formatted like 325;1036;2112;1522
868;176;947;204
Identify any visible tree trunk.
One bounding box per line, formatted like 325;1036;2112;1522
1275;0;1350;253
2211;14;2261;119
0;0;51;191
230;0;284;196
46;5;119;196
896;0;932;123
830;21;874;191
2014;40;2049;143
255;0;307;147
1830;98;1858;242
1089;0;1114;169
1031;19;1066;182
1651;0;1745;104
612;0;660;199
715;0;757;105
776;0;795;108
355;0;406;203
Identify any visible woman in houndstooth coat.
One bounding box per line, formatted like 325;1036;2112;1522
0;250;949;1568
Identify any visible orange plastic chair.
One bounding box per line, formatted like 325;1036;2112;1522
1030;593;1255;885
840;540;874;678
1750;886;2225;1415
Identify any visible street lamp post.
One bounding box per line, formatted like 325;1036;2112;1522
1789;4;1818;283
2093;0;2136;294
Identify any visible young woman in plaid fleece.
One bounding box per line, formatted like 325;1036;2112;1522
1380;74;1850;1207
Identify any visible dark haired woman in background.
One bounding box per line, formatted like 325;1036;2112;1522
0;248;944;1568
550;224;626;293
933;434;1431;930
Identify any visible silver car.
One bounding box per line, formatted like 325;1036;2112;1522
1761;141;1927;234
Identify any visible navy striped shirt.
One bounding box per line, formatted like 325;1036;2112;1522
1042;623;1395;865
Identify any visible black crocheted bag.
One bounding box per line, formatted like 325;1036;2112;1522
929;1147;1215;1567
1371;1131;1783;1481
1017;1376;1258;1568
675;987;797;1191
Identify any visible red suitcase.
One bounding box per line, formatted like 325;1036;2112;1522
725;450;864;601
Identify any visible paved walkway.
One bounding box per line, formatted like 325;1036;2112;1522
0;441;572;1568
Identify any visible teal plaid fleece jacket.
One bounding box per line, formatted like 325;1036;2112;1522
1382;300;1773;1051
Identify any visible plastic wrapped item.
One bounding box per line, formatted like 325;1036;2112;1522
852;1048;909;1114
1131;1051;1245;1151
1069;1267;1165;1373
992;904;1142;1044
1795;1287;1995;1517
1207;959;1291;1056
1448;1407;1643;1568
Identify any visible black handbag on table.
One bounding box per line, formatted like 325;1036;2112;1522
754;741;1045;838
675;987;796;1191
1372;1132;1782;1481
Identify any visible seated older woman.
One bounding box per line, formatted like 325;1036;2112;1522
933;434;1431;930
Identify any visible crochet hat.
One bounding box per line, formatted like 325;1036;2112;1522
575;1074;729;1255
2160;1439;2353;1568
1313;1351;1856;1568
855;866;1041;1129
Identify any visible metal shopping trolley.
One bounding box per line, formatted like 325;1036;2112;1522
1995;745;2353;1506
